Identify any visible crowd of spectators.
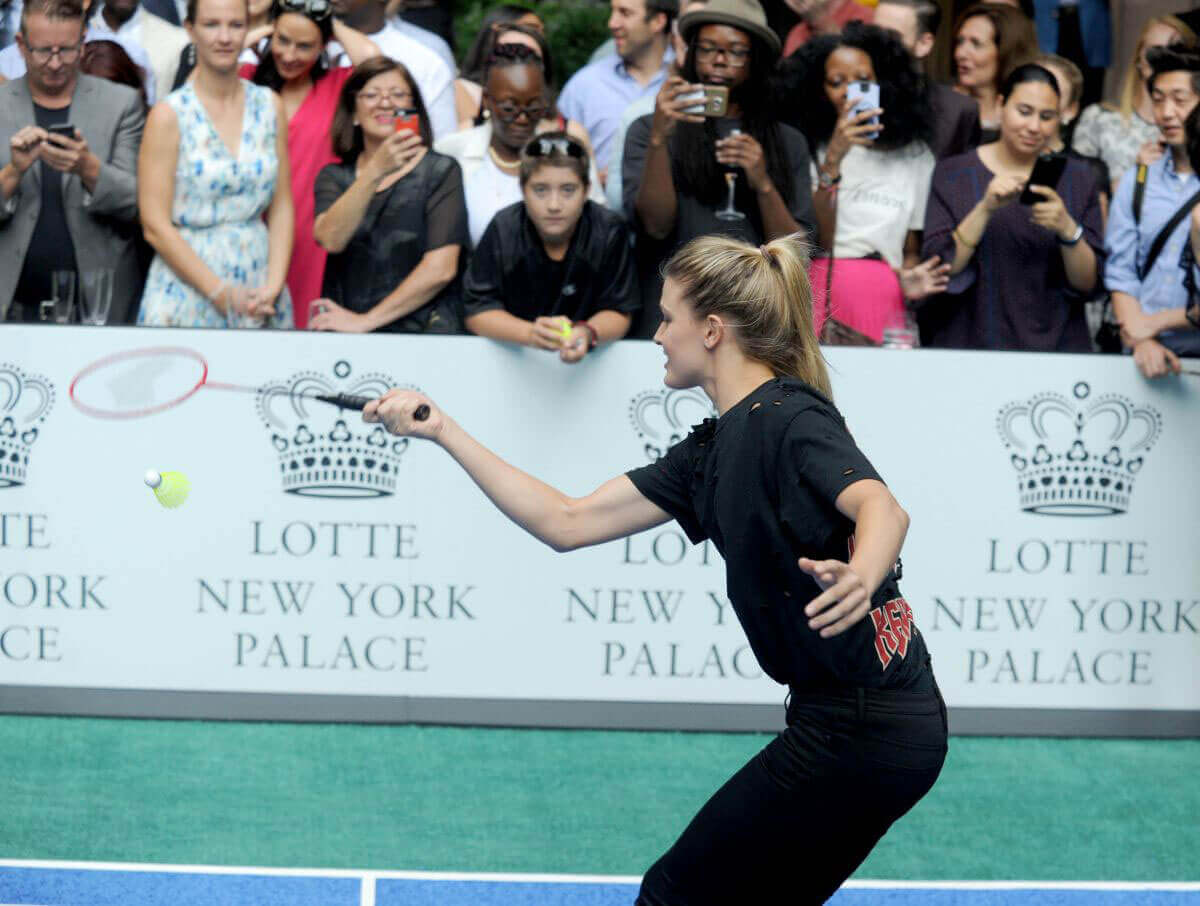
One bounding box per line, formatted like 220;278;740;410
1;0;1199;380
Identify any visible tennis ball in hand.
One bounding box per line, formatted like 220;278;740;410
145;470;190;509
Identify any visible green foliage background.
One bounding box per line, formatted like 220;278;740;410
454;0;612;85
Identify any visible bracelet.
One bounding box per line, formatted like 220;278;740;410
1058;222;1084;246
817;170;841;190
952;227;978;249
573;320;599;350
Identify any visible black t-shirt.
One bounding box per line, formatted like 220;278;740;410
13;103;79;315
315;151;468;333
626;377;928;692
461;200;640;323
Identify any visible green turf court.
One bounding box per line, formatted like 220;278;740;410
1;715;1196;882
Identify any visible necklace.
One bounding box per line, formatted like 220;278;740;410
488;145;520;170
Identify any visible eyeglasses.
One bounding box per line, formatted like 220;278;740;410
492;100;547;122
276;0;332;21
26;42;82;65
695;42;750;67
358;89;414;106
523;136;586;159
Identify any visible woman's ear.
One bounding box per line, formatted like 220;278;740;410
703;313;725;350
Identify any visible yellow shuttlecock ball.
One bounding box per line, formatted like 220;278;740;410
144;470;190;509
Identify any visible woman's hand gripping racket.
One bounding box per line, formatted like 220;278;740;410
363;389;437;438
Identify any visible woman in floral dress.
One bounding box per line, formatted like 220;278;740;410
137;0;293;328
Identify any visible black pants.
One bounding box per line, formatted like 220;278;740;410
636;671;948;906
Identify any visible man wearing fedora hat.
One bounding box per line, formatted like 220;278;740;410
622;0;815;336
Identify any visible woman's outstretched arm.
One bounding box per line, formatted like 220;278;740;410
363;389;672;552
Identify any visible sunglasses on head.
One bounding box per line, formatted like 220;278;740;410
523;136;586;159
276;0;332;21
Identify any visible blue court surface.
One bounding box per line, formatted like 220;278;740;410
1;862;1198;906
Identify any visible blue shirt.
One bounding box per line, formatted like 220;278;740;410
556;48;673;172
1105;154;1200;327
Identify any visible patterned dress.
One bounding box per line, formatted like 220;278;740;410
1071;104;1162;190
138;81;293;328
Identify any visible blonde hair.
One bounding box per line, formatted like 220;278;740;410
662;233;833;400
1036;52;1083;110
1117;15;1197;124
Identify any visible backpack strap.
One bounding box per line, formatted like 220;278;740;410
1132;163;1147;225
1138;188;1200;282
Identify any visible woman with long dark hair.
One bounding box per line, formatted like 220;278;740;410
237;0;377;328
363;232;946;905
623;0;815;333
919;63;1104;351
309;57;466;333
779;21;944;342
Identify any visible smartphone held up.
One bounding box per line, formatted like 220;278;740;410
679;84;729;118
393;109;420;136
845;81;880;140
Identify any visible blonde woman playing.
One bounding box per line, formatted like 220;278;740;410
364;233;947;905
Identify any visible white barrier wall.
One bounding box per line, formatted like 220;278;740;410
1;328;1197;735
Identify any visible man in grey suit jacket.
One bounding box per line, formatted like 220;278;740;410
0;0;145;324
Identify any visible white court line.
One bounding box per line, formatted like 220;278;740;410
0;860;1198;891
360;873;376;906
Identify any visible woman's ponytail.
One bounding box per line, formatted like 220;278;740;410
663;233;833;400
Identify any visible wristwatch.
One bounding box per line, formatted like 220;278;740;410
817;169;841;190
1058;222;1084;246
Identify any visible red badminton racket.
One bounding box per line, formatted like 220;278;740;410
68;346;428;420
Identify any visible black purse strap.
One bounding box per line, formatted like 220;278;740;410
1138;188;1200;281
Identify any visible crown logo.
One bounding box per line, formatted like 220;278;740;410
257;360;417;498
0;364;55;489
629;388;715;461
996;381;1161;516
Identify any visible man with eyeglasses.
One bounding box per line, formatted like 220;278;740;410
0;0;157;98
556;0;677;184
0;0;145;324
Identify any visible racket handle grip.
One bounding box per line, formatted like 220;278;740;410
316;393;374;410
316;393;431;421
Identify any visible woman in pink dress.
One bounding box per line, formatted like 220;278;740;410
240;0;378;327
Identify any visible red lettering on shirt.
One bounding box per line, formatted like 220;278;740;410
870;597;914;670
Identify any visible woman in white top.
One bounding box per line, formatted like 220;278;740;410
779;22;946;343
1071;14;1197;193
435;42;604;247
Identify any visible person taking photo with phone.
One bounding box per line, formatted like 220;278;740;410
1104;46;1200;378
0;0;145;324
919;62;1104;351
623;0;815;336
310;56;466;333
778;21;943;344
